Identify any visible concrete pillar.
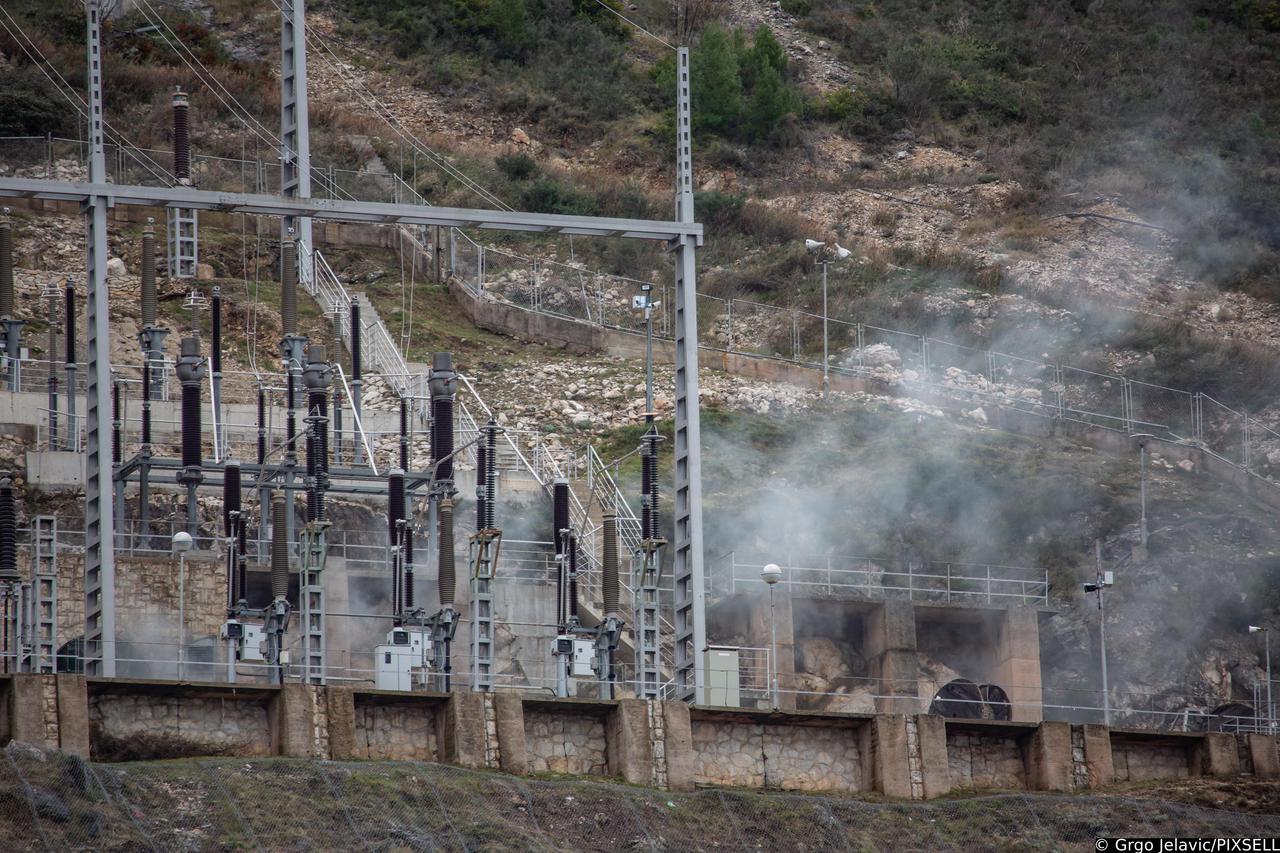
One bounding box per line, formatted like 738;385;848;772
325;688;356;760
1026;721;1071;792
862;714;911;798
661;700;695;792
8;675;54;748
1081;725;1114;788
606;698;654;785
441;691;487;769
273;684;324;758
750;593;795;709
992;608;1042;722
914;715;951;799
1198;732;1240;778
866;601;919;715
54;675;89;758
1247;734;1279;778
493;692;527;776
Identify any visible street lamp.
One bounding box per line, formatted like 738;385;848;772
761;563;782;709
172;531;194;679
1250;625;1272;733
804;240;851;401
1084;540;1114;726
1130;433;1155;551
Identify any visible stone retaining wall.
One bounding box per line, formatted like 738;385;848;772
1112;739;1193;782
946;732;1026;790
89;691;271;757
523;708;609;776
353;701;440;761
690;716;865;793
6;676;1277;800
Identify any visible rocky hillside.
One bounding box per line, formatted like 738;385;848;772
1;745;1278;850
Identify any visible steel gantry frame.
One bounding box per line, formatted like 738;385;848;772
10;1;706;697
82;0;116;677
670;47;706;704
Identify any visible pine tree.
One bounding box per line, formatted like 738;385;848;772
691;24;742;136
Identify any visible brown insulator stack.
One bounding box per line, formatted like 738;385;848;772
270;494;288;601
438;498;455;607
603;511;620;617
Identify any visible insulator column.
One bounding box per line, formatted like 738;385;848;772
270;493;289;600
64;282;77;444
172;89;191;185
281;237;297;338
603;511;620;618
224;460;242;607
388;468;405;617
350;299;363;465
475;441;488;530
429;353;457;484
438;498;455;607
211;286;223;456
0;476;16;582
176;335;207;535
110;377;121;466
46;288;58;448
302;345;331;523
0;208;24;392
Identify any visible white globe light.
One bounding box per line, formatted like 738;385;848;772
761;563;782;585
171;531;194;553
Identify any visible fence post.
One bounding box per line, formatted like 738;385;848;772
856;324;865;368
921;337;930;380
946;564;951;603
727;298;733;352
986;564;992;603
1055;364;1065;417
1243;410;1250;469
45;132;53;177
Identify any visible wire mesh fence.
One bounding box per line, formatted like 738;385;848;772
1;745;1278;851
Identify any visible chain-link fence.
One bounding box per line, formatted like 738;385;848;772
1;745;1277;851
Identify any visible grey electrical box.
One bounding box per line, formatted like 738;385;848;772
705;646;740;707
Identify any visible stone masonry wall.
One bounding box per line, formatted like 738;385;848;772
523;709;608;776
353;702;440;761
690;719;864;793
946;732;1026;790
89;693;271;756
1112;741;1191;782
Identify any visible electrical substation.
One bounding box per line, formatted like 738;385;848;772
0;0;1274;804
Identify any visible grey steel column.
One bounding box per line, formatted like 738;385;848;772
280;0;313;262
671;46;706;704
82;0;116;677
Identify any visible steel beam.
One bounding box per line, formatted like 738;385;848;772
82;0;116;677
0;179;703;242
671;47;705;704
280;0;313;268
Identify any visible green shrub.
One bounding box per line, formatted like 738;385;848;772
780;0;812;15
519;177;598;216
694;191;746;232
495;152;539;181
0;77;74;137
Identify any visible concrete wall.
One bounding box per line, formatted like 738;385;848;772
6;676;1277;800
1111;735;1194;782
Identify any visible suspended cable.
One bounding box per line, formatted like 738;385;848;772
591;0;675;50
0;8;172;184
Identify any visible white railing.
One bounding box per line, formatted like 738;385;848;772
713;551;1050;607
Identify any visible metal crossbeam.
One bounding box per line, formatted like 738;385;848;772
0;179;703;242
